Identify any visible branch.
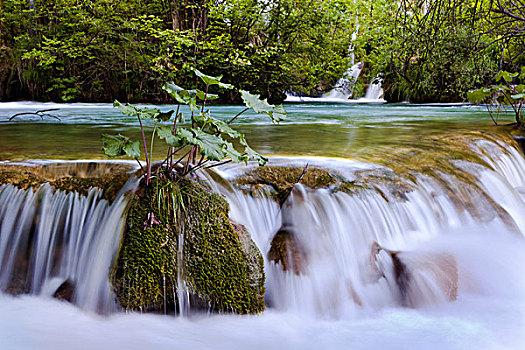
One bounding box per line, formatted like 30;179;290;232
9;109;61;121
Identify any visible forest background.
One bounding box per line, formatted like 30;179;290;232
0;0;523;104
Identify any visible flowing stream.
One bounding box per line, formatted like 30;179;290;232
0;103;524;349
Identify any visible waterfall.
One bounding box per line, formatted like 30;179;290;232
0;179;136;313
213;138;525;318
285;64;386;103
323;62;364;100
362;77;385;101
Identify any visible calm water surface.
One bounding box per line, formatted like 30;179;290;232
0;101;515;160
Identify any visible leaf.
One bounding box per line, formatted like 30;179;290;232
114;100;171;122
244;144;268;166
191;67;234;89
101;134;140;159
156;110;175;122
157;126;190;148
239;90;287;123
519;67;525;81
194;111;243;139
467;89;491;103
511;93;525;100
222;140;247;163
495;71;518;83
191;129;227;161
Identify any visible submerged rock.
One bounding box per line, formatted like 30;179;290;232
372;242;458;307
53;279;75;303
0;162;134;202
111;177;265;315
268;229;305;275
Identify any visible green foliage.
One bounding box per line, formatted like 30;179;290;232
103;69;285;183
0;0;355;102
467;69;525;126
101;134;140;158
240;90;286;123
353;0;498;103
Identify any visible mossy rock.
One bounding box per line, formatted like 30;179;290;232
235;166;366;203
0;162;133;202
111;176;265;315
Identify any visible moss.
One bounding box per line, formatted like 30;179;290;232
236;166;358;203
111;176;265;315
0;163;133;202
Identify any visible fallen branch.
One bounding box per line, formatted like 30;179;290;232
9;109;61;121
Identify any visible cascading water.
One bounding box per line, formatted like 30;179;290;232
213;137;525;319
322;62;364;100
0;177;136;313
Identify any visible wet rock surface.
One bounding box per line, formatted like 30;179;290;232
0;162;135;202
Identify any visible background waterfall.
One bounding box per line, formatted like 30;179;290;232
0;179;136;313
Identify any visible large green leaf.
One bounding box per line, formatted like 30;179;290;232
222;140;247;163
194;111;243;139
157;126;192;148
191;129;227;161
101;134;140;159
191;67;234;89
467;89;491;103
114;100;173;122
239;90;287;123
495;71;518;83
244;144;268;166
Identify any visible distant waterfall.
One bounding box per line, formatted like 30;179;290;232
0;179;136;313
323;62;364;100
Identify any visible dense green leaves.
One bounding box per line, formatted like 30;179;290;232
101;134;140;158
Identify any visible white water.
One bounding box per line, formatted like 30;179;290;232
285;63;386;104
1;138;525;348
0;179;136;313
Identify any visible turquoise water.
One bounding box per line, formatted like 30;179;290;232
0;101;515;160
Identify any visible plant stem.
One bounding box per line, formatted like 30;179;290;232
227;107;249;125
137;115;150;185
201;84;209;113
149;123;158;183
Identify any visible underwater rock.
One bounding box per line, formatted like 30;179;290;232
371;242;458;307
111;177;265;315
268;229;305;275
53;279;75;302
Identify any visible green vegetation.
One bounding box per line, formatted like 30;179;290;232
111;177;265;314
1;1;524;103
468;69;525;127
0;0;354;103
102;67;285;185
105;70;275;314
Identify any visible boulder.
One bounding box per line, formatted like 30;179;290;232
111;177;265;315
268;229;305;275
371;242;458;307
53;279;75;303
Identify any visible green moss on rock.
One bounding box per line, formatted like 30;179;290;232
111;176;265;314
0;162;133;202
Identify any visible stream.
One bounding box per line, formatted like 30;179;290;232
0;102;524;349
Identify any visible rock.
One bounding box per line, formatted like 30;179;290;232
111;176;265;315
371;242;458;307
0;162;134;202
53;279;75;302
268;229;305;275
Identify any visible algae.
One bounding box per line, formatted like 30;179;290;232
0;162;133;202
